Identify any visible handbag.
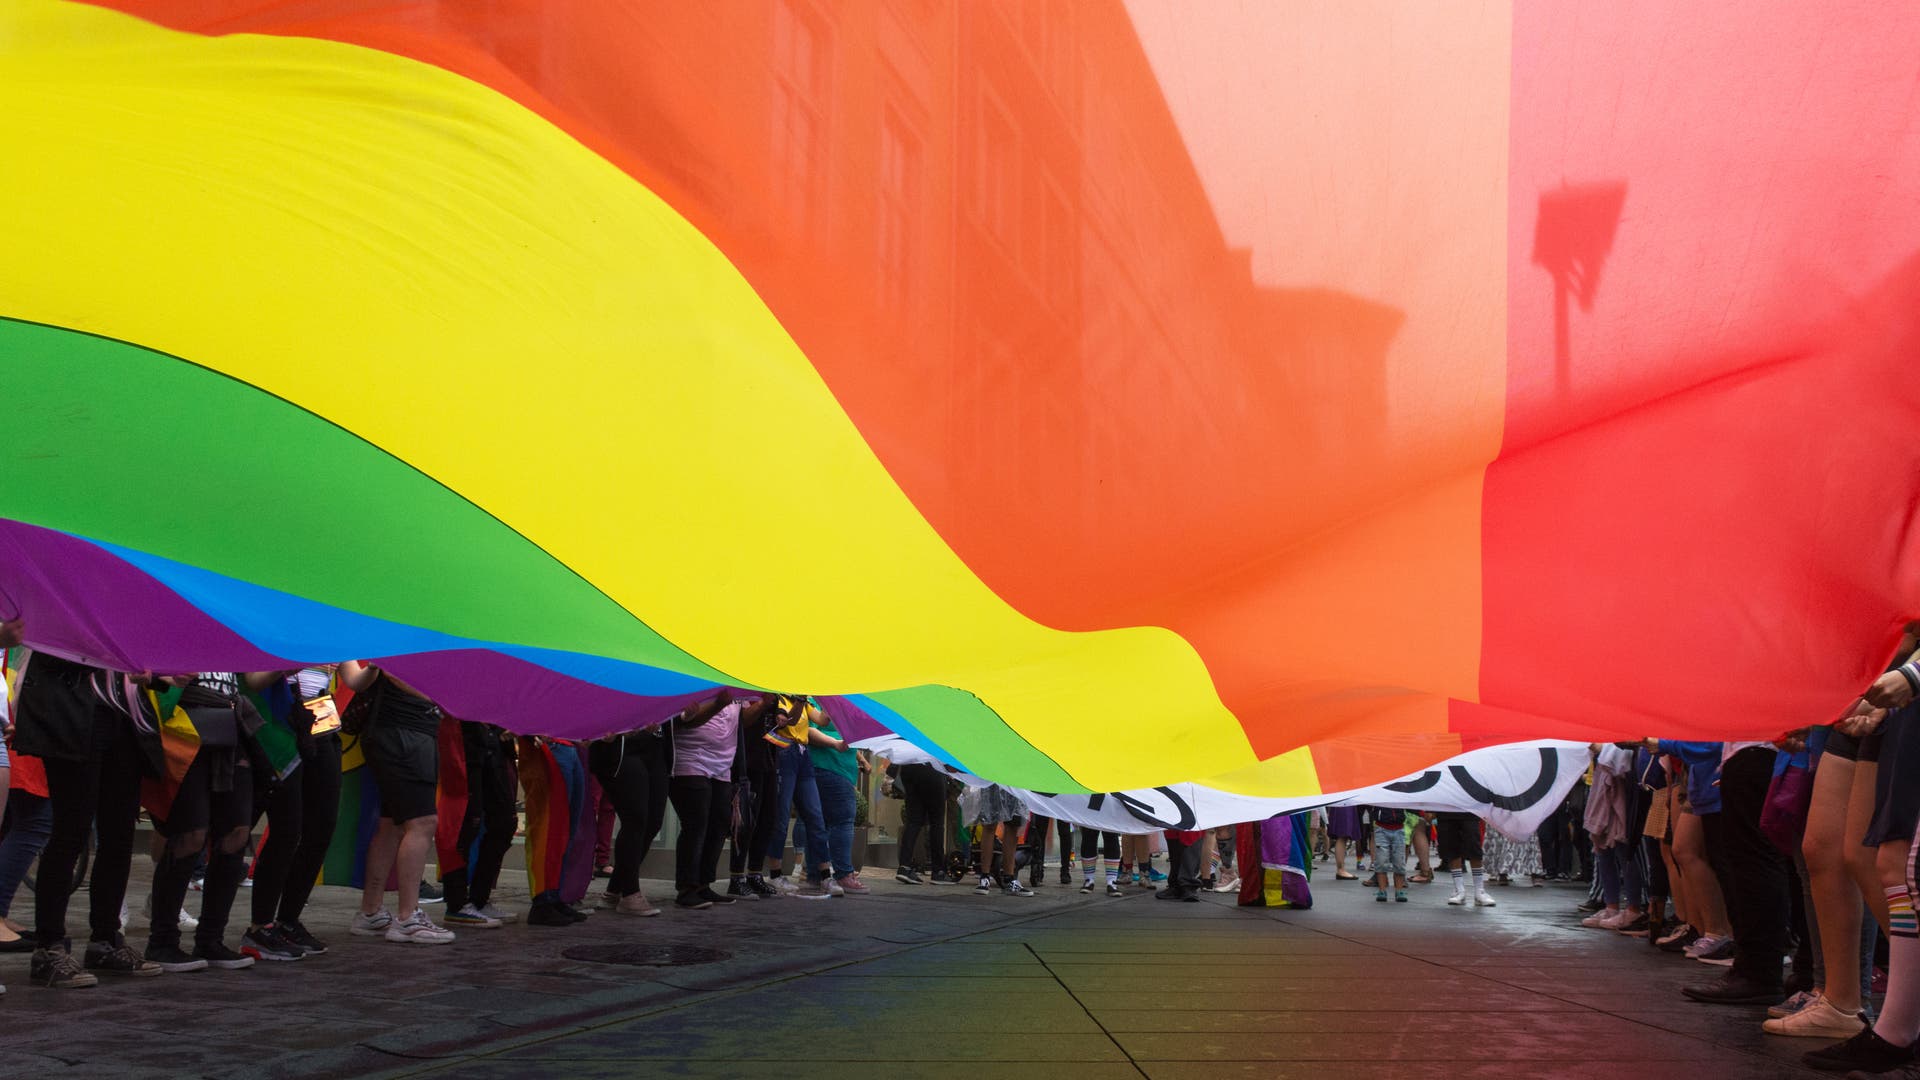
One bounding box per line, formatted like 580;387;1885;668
1759;762;1814;855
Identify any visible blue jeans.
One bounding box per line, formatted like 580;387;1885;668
1596;841;1644;908
0;789;53;917
1371;826;1406;883
765;745;828;876
814;770;857;879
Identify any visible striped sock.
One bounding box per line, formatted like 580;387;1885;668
1470;865;1487;894
1875;881;1917;1048
1449;869;1466;894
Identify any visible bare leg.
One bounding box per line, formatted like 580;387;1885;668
361;819;402;915
392;815;435;921
1672;810;1730;937
1804;756;1864;1010
1845;761;1892;934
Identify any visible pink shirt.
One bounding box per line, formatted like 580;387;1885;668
673;701;739;780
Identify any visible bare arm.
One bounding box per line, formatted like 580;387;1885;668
337;660;375;693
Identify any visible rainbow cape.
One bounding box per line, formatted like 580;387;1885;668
1;2;1917;800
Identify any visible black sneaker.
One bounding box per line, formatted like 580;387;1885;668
32;943;99;988
1576;898;1605;914
674;891;713;910
84;937;163;977
527;901;578;926
974;875;993;894
928;870;956;885
417;880;445;904
144;942;208;973
193;941;256;970
896;866;925;885
279;920;330;956
1059;865;1072;885
1079;878;1095;893
1105;881;1122;896
697;887;737;906
241;924;305;962
1802;1025;1915;1072
1659;928;1701;954
746;874;781;899
726;877;759;900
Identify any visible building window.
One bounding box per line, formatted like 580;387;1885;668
773;0;830;233
877;111;922;311
975;93;1017;252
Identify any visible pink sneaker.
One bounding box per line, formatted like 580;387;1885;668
835;873;870;896
1580;908;1618;929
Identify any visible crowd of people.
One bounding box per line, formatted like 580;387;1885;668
1;612;1916;1079
1310;627;1920;1076
0;628;1313;996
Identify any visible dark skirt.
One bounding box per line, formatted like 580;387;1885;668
1326;806;1364;841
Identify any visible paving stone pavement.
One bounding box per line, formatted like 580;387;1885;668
0;861;1846;1079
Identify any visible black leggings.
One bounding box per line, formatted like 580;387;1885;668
151;751;254;951
896;764;947;871
730;768;779;876
1080;828;1121;862
251;732;343;926
668;775;733;893
35;714;144;948
590;735;670;898
275;733;341;925
443;733;516;912
1026;815;1071;873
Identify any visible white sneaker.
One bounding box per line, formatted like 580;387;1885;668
1212;876;1241;893
1761;997;1866;1038
826;877;846;897
1473;890;1497;907
1683;933;1726;958
384;909;455;945
1446;890;1468;906
1580;909;1617;928
350;908;394;937
616;893;661;917
446;904;502;928
478;903;519;924
773;876;799;896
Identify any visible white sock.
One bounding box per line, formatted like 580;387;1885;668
1449;869;1466;893
1470;865;1486;893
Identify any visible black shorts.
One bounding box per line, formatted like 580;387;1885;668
1435;813;1484;863
363;723;439;823
1863;707;1918;848
1824;726;1883;764
155;750;253;838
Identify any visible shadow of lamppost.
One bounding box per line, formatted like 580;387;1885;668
1532;181;1627;395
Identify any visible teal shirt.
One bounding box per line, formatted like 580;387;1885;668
809;718;859;784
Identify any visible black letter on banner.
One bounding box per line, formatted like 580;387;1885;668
1447;749;1561;811
1114;788;1196;831
1086;793;1106;812
1384;771;1443;794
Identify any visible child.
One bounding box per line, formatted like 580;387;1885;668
1370;806;1410;902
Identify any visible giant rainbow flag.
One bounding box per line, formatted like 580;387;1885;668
1;1;1917;800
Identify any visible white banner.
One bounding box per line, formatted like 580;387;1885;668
860;737;1588;840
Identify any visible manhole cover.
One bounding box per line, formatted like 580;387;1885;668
561;943;732;967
